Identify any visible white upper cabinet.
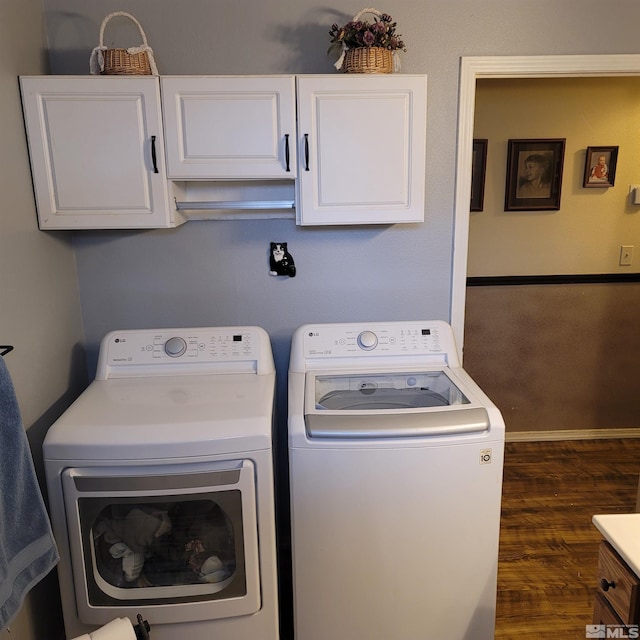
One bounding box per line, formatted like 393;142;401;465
161;76;297;179
296;75;427;226
20;74;427;229
19;76;182;230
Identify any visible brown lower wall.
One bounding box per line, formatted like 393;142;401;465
463;282;640;433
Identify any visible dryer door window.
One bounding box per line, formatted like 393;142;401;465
61;460;261;625
85;494;241;601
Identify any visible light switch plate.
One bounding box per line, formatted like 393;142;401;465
620;245;634;266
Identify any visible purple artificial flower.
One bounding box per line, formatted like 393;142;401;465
328;12;406;53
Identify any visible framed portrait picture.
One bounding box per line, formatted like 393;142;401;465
471;139;488;212
504;139;566;211
583;146;618;188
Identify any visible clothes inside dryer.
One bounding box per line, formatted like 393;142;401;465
88;497;238;597
314;371;470;410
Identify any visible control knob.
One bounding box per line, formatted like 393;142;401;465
357;330;378;351
164;336;187;358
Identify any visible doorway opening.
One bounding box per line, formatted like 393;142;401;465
451;54;640;358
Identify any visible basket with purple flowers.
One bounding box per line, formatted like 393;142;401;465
328;8;406;73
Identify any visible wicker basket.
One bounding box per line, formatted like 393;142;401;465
336;8;397;74
90;12;158;75
343;47;393;74
103;47;151;76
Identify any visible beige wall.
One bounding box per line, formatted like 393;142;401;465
0;2;85;639
469;77;640;277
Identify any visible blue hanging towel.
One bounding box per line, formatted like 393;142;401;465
0;356;59;630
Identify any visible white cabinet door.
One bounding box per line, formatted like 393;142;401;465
161;76;296;179
20;76;180;230
296;75;427;226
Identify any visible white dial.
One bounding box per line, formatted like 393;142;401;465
357;330;378;351
164;336;187;357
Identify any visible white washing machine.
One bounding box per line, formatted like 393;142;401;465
43;327;279;640
288;321;505;640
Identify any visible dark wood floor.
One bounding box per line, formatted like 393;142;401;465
495;437;640;639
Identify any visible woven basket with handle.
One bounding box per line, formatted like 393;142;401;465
344;46;393;74
342;8;394;74
90;12;158;75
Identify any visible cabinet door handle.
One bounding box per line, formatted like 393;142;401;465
600;578;616;592
285;134;290;172
151;135;159;174
304;133;310;171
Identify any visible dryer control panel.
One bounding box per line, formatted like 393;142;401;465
290;321;460;371
95;326;274;378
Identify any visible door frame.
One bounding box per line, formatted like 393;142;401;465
451;54;640;361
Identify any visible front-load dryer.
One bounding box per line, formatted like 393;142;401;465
43;327;279;640
288;320;505;640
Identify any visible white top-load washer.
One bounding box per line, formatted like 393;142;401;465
43;327;279;640
288;320;505;640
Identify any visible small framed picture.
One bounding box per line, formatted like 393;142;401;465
583;146;618;188
471;139;488;212
505;138;566;211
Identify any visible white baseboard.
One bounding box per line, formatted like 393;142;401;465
506;428;640;442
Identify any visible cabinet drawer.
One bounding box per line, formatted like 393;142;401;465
593;590;624;626
597;541;640;624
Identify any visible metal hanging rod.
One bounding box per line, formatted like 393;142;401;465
0;346;14;356
174;200;295;211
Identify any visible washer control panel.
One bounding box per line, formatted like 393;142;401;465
96;326;273;378
299;321;455;360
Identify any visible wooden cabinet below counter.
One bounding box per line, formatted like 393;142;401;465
592;514;640;632
593;541;640;626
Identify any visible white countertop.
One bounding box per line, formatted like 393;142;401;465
593;513;640;577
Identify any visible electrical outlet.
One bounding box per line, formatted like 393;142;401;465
620;245;634;266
